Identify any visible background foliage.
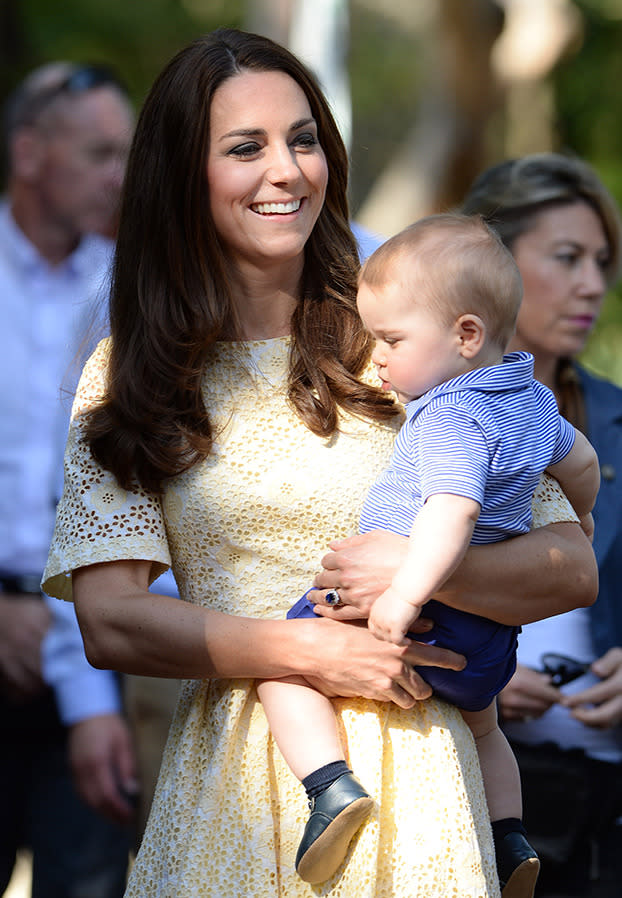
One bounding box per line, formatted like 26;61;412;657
2;0;622;381
552;1;622;382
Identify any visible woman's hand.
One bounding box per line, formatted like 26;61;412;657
311;530;408;620
302;617;465;710
498;663;561;721
562;647;622;728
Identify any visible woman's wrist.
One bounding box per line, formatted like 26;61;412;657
205;614;321;680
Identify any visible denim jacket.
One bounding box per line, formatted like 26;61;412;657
579;364;622;656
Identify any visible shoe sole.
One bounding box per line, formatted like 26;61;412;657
501;857;540;898
296;796;374;883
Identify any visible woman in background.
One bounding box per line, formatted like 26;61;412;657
462;152;622;898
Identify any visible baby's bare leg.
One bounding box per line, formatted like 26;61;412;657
461;701;521;820
259;677;373;883
464;703;540;895
257;677;345;781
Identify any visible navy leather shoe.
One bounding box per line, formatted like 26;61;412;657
295;773;373;883
497;831;540;898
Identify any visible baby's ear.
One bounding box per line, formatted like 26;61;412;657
455;313;486;359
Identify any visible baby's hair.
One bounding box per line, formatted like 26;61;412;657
360;212;524;350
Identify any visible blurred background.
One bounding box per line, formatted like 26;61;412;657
1;0;621;379
1;4;620;894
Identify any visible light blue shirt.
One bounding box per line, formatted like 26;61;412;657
0;199;111;575
351;221;384;261
0;199;118;724
360;352;576;543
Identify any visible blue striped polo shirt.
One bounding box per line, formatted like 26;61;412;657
359;351;575;544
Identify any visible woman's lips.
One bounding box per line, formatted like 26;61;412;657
568;315;595;329
250;199;302;215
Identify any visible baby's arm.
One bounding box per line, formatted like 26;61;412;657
368;493;480;646
547;428;600;521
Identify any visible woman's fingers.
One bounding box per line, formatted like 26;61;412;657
305;617;466;708
404;640;465;672
307;587;367;620
313;531;408;614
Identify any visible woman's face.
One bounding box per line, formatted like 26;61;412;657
206;69;328;273
509;201;611;362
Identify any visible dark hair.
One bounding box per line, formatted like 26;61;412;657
361;213;523;350
462;152;621;285
85;28;397;493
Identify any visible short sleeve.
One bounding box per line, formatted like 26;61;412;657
416;404;490;504
42;339;171;602
531;471;580;529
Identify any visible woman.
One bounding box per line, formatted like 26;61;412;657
461;152;622;897
42;34;595;897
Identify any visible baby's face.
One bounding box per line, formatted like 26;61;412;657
356;280;465;403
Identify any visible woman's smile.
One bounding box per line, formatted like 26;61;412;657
207;69;328;272
250;198;302;215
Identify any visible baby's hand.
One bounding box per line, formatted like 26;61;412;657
579;512;594;543
368;588;420;646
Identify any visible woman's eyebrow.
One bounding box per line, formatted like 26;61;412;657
219;117;316;142
290;117;316;130
218;127;264;141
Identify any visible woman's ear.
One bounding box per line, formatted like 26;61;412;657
455;313;486;359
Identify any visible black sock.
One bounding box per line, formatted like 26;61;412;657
491;817;526;845
302;760;351;800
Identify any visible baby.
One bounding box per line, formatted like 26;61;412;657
257;213;600;896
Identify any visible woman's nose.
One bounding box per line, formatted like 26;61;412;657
580;258;607;298
266;143;300;184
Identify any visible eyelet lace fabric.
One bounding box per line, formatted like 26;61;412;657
44;337;576;897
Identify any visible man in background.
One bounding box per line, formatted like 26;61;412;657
0;61;136;897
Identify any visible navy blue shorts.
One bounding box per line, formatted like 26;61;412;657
287;593;518;712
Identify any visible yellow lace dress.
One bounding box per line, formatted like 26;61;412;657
43;337;576;898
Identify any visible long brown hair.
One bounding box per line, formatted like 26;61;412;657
85;28;398;493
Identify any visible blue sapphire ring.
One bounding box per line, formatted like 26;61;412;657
324;590;343;607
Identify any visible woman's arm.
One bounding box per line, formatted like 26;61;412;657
72;559;467;709
439;521;597;624
312;521;597;627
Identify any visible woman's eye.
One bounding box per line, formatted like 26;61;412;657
293;132;318;149
228;142;261;158
597;254;611;272
556;252;578;267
